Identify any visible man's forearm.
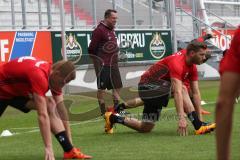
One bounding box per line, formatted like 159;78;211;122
174;91;185;117
34;94;53;151
172;78;185;116
38;112;53;148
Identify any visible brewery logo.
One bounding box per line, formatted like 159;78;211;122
65;33;82;64
149;32;166;59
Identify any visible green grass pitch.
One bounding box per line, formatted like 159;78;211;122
0;80;240;160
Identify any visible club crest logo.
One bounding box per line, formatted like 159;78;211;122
149;32;166;59
65;33;82;64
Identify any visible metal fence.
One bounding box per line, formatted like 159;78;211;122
0;0;239;31
0;0;170;30
1;0;239;54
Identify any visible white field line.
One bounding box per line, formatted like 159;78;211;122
3;101;216;137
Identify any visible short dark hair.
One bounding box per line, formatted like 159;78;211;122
104;9;117;19
186;41;207;55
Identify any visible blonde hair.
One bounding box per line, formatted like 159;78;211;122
52;60;76;82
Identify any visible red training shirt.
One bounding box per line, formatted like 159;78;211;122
219;27;240;74
139;50;198;85
0;56;58;100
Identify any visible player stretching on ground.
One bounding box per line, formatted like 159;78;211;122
112;34;214;120
104;41;216;135
0;57;92;160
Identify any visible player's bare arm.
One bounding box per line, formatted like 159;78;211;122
171;78;188;136
33;93;55;160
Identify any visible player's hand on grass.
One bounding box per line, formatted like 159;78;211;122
177;116;188;136
45;147;55;160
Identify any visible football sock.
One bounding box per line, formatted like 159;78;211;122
55;131;73;152
113;99;119;110
98;102;106;115
187;111;202;130
110;114;125;124
115;103;126;112
113;99;119;108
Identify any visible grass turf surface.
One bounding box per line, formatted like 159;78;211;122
0;80;240;160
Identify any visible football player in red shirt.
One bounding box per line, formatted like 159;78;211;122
216;27;240;160
0;56;92;160
181;34;213;117
111;34;214;121
104;41;216;136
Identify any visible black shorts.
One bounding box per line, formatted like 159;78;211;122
138;81;171;122
97;66;123;90
0;97;31;117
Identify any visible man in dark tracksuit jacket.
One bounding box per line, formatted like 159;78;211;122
88;9;122;125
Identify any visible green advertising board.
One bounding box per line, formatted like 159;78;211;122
51;29;172;65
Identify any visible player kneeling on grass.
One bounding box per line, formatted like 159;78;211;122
104;41;216;136
109;34;214;119
0;57;92;160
